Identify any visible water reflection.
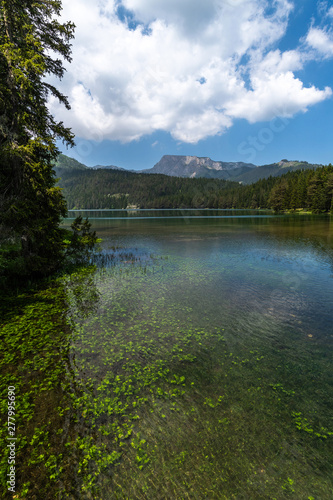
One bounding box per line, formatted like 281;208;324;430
67;208;275;220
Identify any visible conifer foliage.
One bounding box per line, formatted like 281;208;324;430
0;1;95;282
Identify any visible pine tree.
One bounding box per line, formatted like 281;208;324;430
326;170;333;212
268;179;288;212
307;169;327;213
0;1;78;276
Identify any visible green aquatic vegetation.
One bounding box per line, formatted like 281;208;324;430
269;382;296;396
203;395;224;408
1;243;333;499
292;412;333;439
281;477;295;493
131;433;150;469
0;270;104;497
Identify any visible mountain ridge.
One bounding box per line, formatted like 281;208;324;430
140;155;323;183
140;155;257;178
54;153;323;184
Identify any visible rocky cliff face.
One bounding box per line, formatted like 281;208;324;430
141;155;257;178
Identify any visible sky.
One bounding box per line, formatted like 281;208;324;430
52;0;333;170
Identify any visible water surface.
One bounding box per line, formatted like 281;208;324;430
1;210;332;499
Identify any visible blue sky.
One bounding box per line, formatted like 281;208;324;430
53;0;333;170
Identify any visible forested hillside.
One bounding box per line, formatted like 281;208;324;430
54;153;88;171
56;164;333;212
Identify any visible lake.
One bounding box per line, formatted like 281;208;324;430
1;210;332;499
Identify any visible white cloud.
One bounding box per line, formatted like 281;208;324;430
225;72;332;122
317;1;333;19
306;27;333;58
48;0;332;144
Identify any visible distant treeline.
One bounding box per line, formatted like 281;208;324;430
56;164;333;212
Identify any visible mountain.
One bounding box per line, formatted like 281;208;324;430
54;160;333;212
232;159;324;184
54;154;135;175
53;153;88;172
54;154;323;185
90;164;134;172
140;155;324;184
141;155;257;180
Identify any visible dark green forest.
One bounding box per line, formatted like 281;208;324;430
56;164;333;212
0;1;97;286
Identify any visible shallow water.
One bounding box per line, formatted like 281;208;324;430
1;211;332;499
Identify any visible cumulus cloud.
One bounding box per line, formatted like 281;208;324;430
306;27;333;58
48;0;332;144
225;72;332;122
